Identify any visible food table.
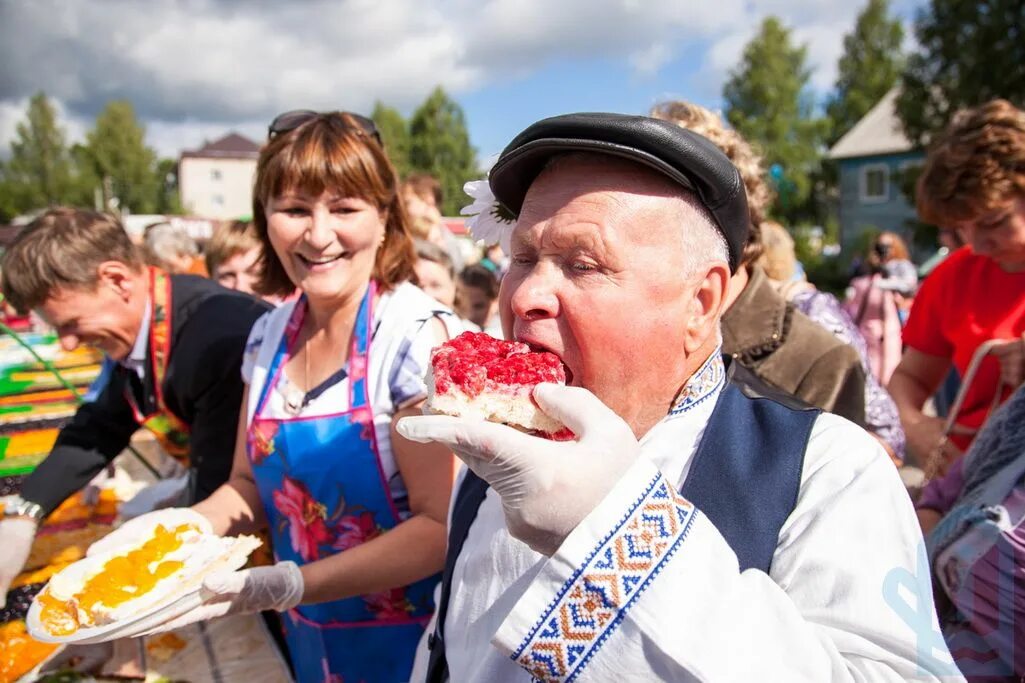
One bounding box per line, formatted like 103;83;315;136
0;334;292;682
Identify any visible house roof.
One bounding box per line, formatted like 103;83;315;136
829;88;916;160
180;132;260;160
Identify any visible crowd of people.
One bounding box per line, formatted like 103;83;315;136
0;97;1021;682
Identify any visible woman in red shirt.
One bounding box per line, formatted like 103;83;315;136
889;100;1025;535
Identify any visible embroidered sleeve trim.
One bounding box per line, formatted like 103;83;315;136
510;474;697;682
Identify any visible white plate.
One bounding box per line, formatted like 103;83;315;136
26;585;205;644
26;512;259;645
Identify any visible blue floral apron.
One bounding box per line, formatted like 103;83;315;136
248;282;437;683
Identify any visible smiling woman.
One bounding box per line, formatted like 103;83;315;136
126;111;463;683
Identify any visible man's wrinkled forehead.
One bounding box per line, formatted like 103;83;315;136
515;154;709;242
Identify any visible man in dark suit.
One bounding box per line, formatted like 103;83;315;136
0;208;269;603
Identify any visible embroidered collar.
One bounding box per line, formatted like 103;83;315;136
670;348;725;415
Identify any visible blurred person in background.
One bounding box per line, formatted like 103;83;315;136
760;221;906;463
845;231;917;384
886;100;1025;536
402;173;466;273
478;242;508;280
413;239;456;308
456;263;501;337
651;100;867;426
143;221;207;276
205;220;262;296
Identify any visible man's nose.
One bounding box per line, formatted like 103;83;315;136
508;264;559;321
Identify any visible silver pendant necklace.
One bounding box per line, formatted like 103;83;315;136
282;383;305;416
282;335;312;416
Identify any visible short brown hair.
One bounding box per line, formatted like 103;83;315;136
1;208;142;312
403;173;444;208
206;220;261;274
458;264;499;300
917;99;1025;226
650;100;773;265
253;113;417;297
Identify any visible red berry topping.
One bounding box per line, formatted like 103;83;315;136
431;331;566;398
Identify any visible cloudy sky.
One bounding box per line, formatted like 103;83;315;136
0;0;923;163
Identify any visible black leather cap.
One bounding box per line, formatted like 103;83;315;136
489;112;749;272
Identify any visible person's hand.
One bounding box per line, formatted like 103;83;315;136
990;335;1025;389
0;517;37;606
398;384;640;556
904;415;965;476
118;562;304;638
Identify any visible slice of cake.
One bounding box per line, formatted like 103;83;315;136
426;331;569;437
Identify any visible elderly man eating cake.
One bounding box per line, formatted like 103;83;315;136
399;113;962;682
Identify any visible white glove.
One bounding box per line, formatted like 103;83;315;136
398;383;640;556
0;517;38;606
120;561;305;638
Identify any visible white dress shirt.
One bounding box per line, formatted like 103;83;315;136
413;353;963;682
121;300;151;380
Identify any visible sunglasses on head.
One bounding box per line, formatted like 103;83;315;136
267;110;382;145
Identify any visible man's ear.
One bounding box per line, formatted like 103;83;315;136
96;261;140;302
683;262;730;354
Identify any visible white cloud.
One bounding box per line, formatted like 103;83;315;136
629;43;675;79
0;0;925;156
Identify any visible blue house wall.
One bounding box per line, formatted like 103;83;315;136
837;150;923;256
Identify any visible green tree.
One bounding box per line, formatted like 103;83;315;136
897;0;1025;145
154;158;184;215
408;87;478;215
0;92;76;216
826;0;905;145
371;101;412;178
81;101;159;214
723;17;827;225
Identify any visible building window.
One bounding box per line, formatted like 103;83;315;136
212;194;224;207
211;169;222;181
860;164;889;203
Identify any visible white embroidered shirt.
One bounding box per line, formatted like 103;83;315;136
411;351;962;682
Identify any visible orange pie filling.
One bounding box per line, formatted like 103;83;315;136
39;523;197;636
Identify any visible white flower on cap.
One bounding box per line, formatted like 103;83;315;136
461;179;514;252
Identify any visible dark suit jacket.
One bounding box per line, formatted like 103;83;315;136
21;275;270;515
722;265;867;426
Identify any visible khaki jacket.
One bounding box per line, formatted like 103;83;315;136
722;266;866;426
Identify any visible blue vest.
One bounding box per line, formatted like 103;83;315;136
425;359;820;682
